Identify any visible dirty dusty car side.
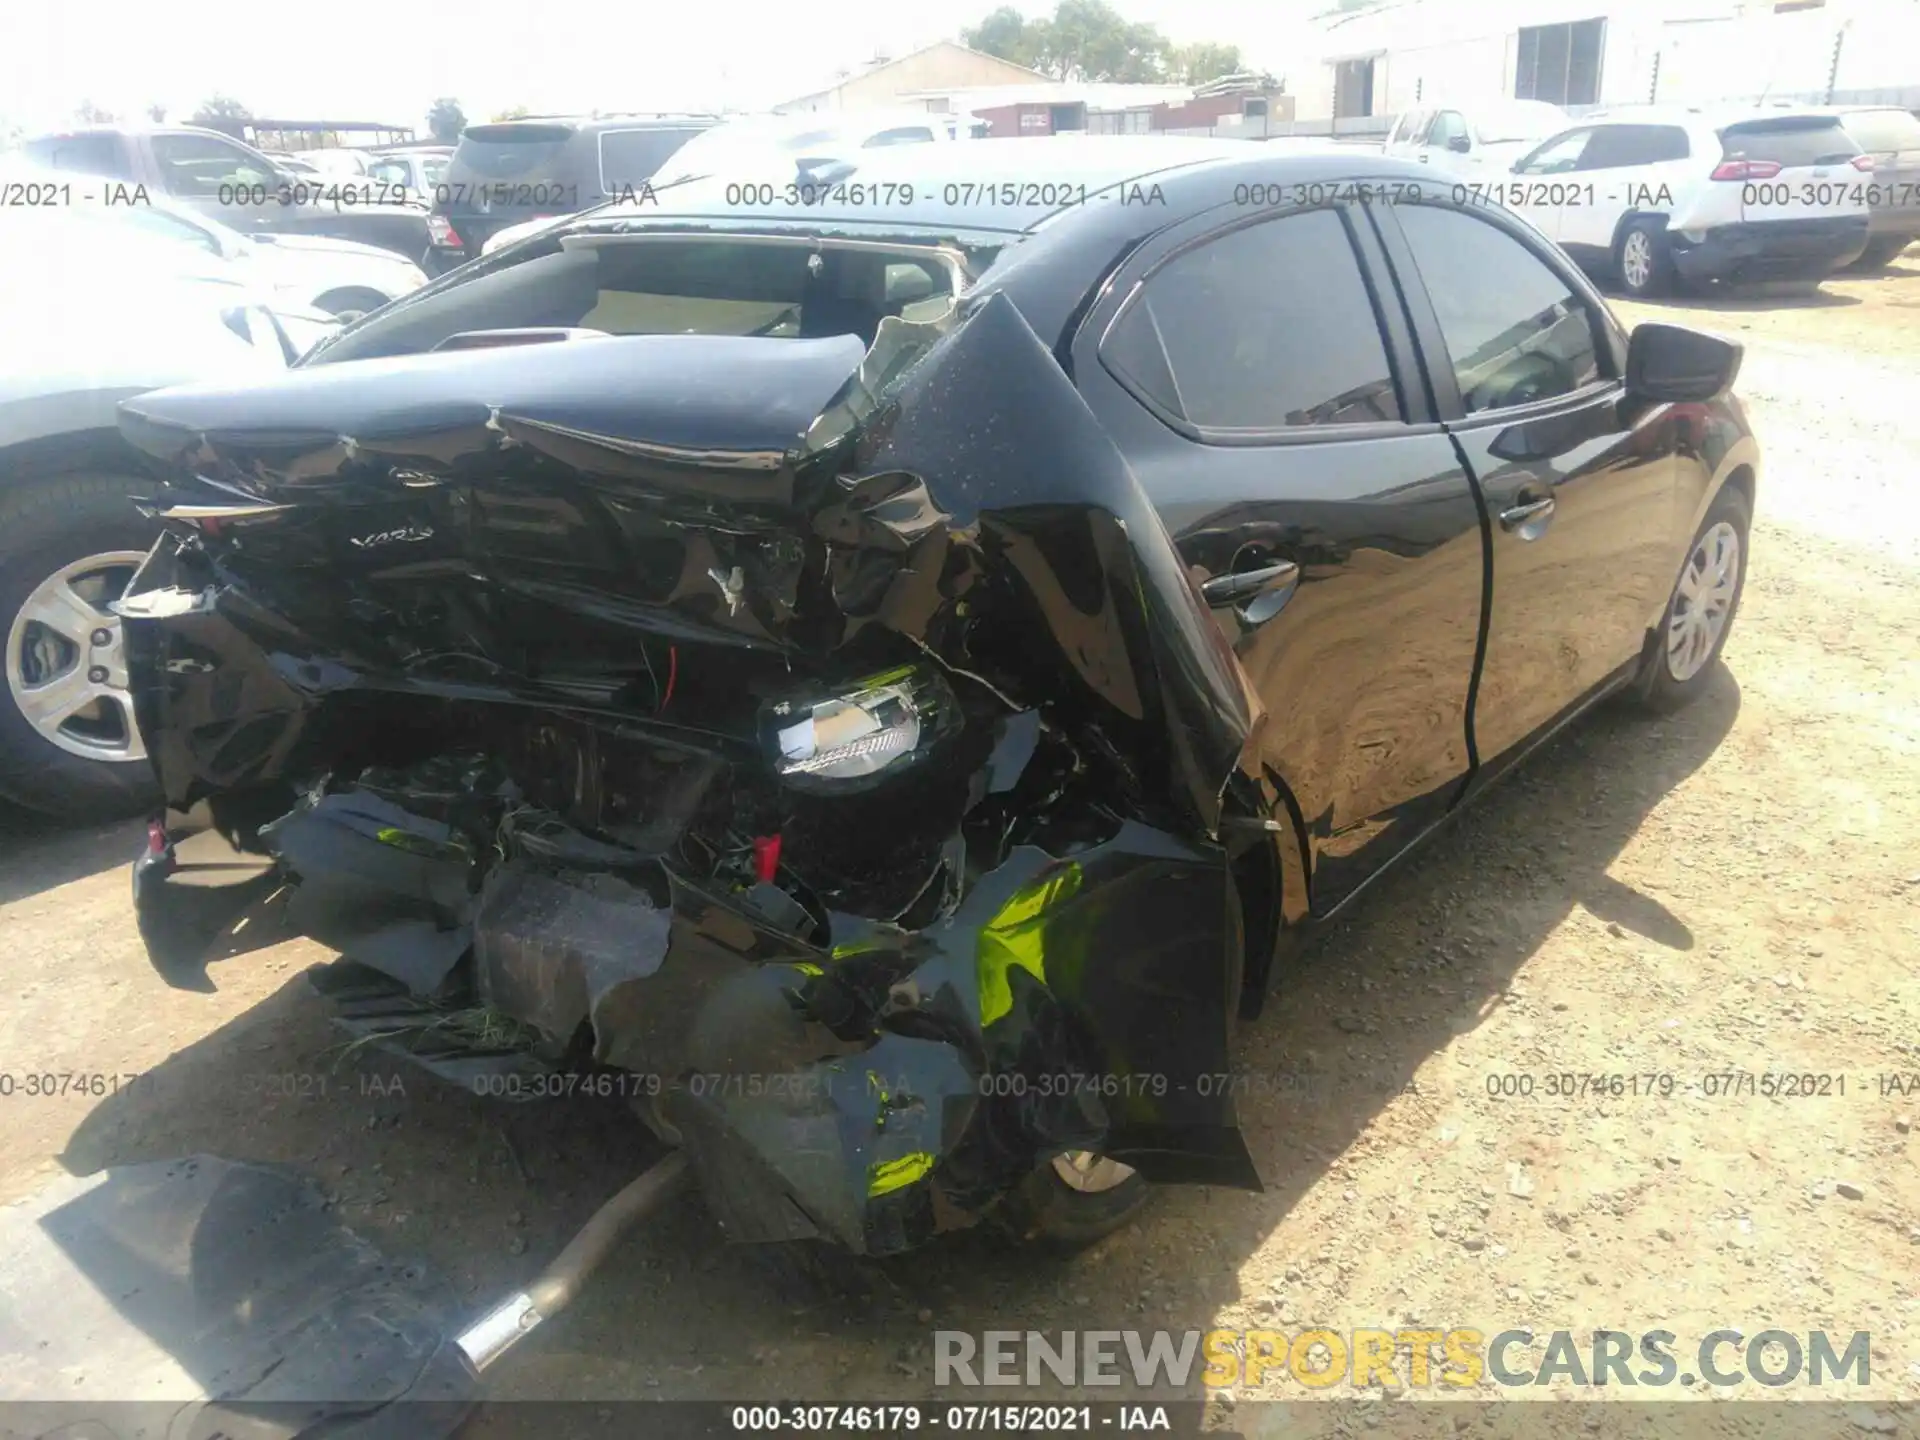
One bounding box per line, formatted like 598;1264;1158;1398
115;142;1759;1260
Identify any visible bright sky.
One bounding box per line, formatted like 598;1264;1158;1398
3;0;1321;137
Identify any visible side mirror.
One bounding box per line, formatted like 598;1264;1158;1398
1626;322;1743;403
1447;133;1472;153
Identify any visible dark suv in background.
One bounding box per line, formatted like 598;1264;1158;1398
1834;105;1920;270
425;114;715;274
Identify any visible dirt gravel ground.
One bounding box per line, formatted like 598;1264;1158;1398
1;255;1917;1433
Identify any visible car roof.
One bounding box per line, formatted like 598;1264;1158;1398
613;135;1345;233
26;122;247;141
1573;102;1861;132
535;136;1427;346
464;114;717;135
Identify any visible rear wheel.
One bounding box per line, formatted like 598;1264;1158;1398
998;1151;1151;1249
1847;235;1911;272
0;471;161;818
1616;219;1674;298
1634;486;1751;713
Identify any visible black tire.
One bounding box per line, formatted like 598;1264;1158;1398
0;471;162;819
995;1154;1153;1249
1847;235;1911;272
1616;218;1675;298
1633;485;1751;714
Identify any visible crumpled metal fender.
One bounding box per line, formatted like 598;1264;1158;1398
661;812;1258;1255
809;290;1264;836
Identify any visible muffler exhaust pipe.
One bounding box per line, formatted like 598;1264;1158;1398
455;1150;689;1372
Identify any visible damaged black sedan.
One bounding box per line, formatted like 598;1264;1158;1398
115;138;1759;1258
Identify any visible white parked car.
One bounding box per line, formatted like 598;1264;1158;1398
0;182;339;816
298;146;375;178
363;147;453;203
102;188;427;317
1383;100;1569;177
476;111;969;258
653;107;968;188
1499;106;1872;296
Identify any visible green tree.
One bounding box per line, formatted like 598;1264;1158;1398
145;102;168;122
190;95;252;127
75;99;118;124
962;5;1046;68
1038;0;1169;82
426;97;467;143
964;0;1249;84
491;105;531;122
1173;41;1244;84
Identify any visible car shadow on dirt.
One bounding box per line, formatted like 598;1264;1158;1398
51;669;1739;1416
0;802;142;907
1640;285;1861;313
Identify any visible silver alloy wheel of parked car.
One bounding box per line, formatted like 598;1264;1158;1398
1621;229;1655;293
1050;1151;1138;1194
4;550;148;763
1666;521;1741;683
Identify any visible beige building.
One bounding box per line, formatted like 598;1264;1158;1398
776;41;1050;114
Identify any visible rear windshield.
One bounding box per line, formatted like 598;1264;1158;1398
1719;117;1859;167
308;234;956;364
1841;109;1920;154
598;128;704;189
449;126;576;184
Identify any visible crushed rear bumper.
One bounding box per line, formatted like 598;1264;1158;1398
1670;216;1870;284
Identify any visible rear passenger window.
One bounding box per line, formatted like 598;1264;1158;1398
1101;208;1403;434
1516;129;1591;174
1392;204;1601;414
1578;124;1690;168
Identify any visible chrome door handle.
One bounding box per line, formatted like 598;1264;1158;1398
1498;496;1556;533
1202;560;1300;607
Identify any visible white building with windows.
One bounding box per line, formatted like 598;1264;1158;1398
1286;0;1920;126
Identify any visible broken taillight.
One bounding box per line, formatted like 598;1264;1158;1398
762;666;960;791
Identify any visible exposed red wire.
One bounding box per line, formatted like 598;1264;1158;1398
753;833;782;884
661;645;677;710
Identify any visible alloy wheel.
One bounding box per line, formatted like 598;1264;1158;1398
4;551;148;763
1622;230;1653;292
1666;521;1740;683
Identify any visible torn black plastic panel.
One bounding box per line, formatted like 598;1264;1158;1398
118;293;1266;1255
0;1156;474;1436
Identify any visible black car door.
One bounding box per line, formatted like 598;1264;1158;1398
1070;198;1487;917
1365;196;1678;781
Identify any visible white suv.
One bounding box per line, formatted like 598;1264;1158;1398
1491;107;1872;296
1382;100;1570;178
